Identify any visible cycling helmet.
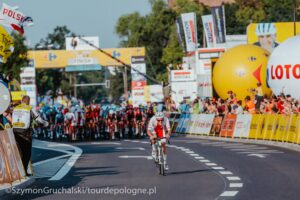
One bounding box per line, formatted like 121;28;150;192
155;112;164;120
109;110;114;115
256;23;276;36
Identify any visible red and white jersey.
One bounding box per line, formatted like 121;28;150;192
65;112;75;123
147;116;171;138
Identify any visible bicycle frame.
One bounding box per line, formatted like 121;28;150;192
155;137;167;176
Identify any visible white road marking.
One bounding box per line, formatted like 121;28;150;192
205;163;217;166
212;167;224;170
247;154;267;158
131;141;140;143
116;147;145;151
91;142;121;145
181;148;191;151
230;147;269;151
220;191;238;197
124;140;130;142
186;151;195;154
227;176;241;181
219;171;233;175
222;144;252;148
199;160;210;163
119;155;152;160
238;150;283;154
140;141;149;144
194;156;205;159
190;154;200;157
201;142;227;145
229;183;243;188
32;154;70;167
49;144;82;181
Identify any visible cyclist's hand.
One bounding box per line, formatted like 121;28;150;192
166;134;170;139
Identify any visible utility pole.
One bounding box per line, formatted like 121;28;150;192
123;67;128;101
74;73;77;98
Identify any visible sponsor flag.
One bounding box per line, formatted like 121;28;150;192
181;12;198;52
201;15;216;47
211;5;226;44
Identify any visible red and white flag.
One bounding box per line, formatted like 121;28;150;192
0;3;33;35
181;12;198;52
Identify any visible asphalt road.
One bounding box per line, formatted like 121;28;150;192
3;136;300;200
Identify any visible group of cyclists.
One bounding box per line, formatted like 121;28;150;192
34;99;172;171
34;101;158;142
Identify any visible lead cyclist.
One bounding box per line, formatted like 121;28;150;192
147;112;171;170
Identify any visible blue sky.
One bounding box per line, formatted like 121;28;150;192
1;0;152;48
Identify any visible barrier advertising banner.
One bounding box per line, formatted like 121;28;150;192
233;114;252;138
190;114;215;135
220;114;237;137
180;114;191;133
202;15;216;48
181;12;198;52
261;114;278;140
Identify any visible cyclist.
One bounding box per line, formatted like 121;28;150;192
74;105;85;141
85;105;95;140
54;105;65;140
125;104;135;139
106;110;116;140
147;112;171;170
64;108;75;141
135;106;145;138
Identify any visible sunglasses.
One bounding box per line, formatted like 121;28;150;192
157;119;164;122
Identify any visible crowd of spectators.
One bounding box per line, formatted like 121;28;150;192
165;91;300;116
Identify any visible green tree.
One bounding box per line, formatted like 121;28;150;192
0;32;28;78
116;0;176;84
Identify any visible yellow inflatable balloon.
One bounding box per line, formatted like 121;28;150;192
213;44;272;101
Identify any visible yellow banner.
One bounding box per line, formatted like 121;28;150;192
249;114;265;139
286;114;299;143
247;22;300;45
11;91;27;101
27;47;145;69
274;115;290;142
261;114;278;140
0;26;14;63
295;115;300;144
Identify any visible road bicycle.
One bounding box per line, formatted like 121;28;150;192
155;137;169;176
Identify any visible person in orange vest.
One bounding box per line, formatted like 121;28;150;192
244;96;256;114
